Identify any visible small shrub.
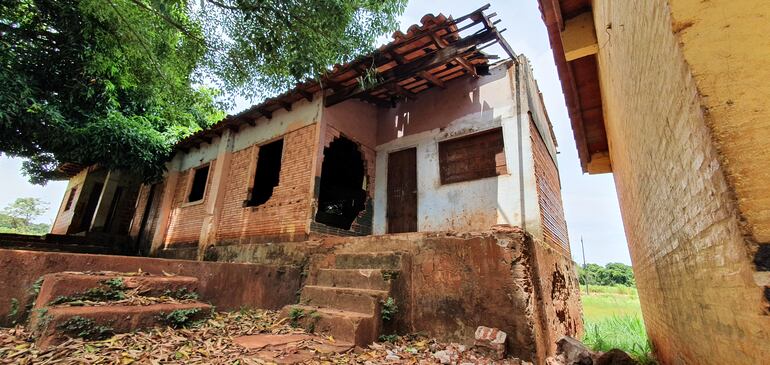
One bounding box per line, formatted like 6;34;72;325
7;298;19;319
100;277;125;291
162;308;202;328
57;316;113;340
378;334;399;343
288;307;305;328
29;277;45;295
381;297;398;321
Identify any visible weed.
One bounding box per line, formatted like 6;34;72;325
378;334;399;343
381;270;399;282
583;315;656;365
162;288;199;300
100;277;125;290
381;297;398;321
57;316;113;340
29;277;45;295
288;307;305;328
7;298;19;319
50;284;126;305
162;308;202;328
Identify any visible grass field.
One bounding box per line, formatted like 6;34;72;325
580;285;656;364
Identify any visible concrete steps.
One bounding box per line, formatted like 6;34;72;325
28;272;210;348
316;268;390;290
281;251;405;347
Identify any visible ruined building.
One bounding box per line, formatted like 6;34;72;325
539;0;770;364
23;7;581;362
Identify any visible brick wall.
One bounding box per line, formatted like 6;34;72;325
165;160;216;246
530;117;569;253
593;1;769;363
215;124;317;243
310;124;376;236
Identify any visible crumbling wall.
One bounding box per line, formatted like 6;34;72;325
323;229;582;363
592;1;770;363
0;249;302;327
51;169;89;234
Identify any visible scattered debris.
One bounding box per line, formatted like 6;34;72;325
546;336;640;365
0;309;537;364
474;325;507;360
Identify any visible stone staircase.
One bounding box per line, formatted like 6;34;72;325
28;272;212;348
280;251;405;346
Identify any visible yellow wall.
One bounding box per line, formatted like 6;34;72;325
669;0;770;243
591;1;769;363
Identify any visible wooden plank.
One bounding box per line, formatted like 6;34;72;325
387;148;418;233
324;29;497;107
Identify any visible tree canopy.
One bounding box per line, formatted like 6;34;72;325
0;197;50;235
578;262;636;287
1;0;406;183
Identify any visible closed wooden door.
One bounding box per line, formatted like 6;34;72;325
387;148;417;233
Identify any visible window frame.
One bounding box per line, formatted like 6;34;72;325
64;185;79;211
185;163;211;204
437;127;507;185
244;137;285;208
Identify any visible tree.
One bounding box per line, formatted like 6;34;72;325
0;197;50;235
578;262;636;287
1;0;406;183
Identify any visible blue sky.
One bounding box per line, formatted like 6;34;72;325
0;0;631;265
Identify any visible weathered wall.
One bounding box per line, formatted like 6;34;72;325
165;160;217;246
372;62;540;234
216;124;317;243
592;1;769;363
0;249;302;327
51;169;89;234
323;229;582;364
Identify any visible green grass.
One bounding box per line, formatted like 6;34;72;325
581;285;656;365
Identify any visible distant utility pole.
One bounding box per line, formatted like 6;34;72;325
581;236;589;295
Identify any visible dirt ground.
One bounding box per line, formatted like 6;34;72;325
0;309;529;364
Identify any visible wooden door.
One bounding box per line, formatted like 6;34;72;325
387;148;417;233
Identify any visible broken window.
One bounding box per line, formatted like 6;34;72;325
248;138;284;206
439;128;506;184
315;137;367;230
187;165;209;202
64;186;78;211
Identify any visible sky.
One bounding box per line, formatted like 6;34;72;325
0;0;631;265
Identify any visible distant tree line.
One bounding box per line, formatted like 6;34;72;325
578;263;635;287
0;198;50;235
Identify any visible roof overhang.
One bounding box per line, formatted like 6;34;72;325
538;0;610;174
174;4;515;154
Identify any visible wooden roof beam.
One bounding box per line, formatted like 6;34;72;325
298;89;313;102
325;29;497;107
419;71;445;88
386;82;417;100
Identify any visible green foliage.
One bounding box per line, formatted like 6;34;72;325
57;316;114;340
100;277;125;291
50;284;127;305
162;308;202;328
288;307;305;328
380;297;397;321
579;262;636;287
583;315;656;365
378;334;399;343
1;0;406;183
0;198;50;235
162;287;199;300
381;270;399;282
7;298;19;320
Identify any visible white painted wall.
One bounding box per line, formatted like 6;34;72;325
373;61;546;234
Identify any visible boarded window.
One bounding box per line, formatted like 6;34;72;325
439;128;506;184
187;165;209;202
64;186;78;211
248;138;283;206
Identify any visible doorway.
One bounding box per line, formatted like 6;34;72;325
387;148;417;233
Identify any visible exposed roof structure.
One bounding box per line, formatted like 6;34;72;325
174;4;514;153
538;0;609;174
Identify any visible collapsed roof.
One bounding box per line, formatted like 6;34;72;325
174;4;515;153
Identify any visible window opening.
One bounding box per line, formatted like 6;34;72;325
438;128;506;184
188;165;210;202
248;138;284;206
315;137;367;230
